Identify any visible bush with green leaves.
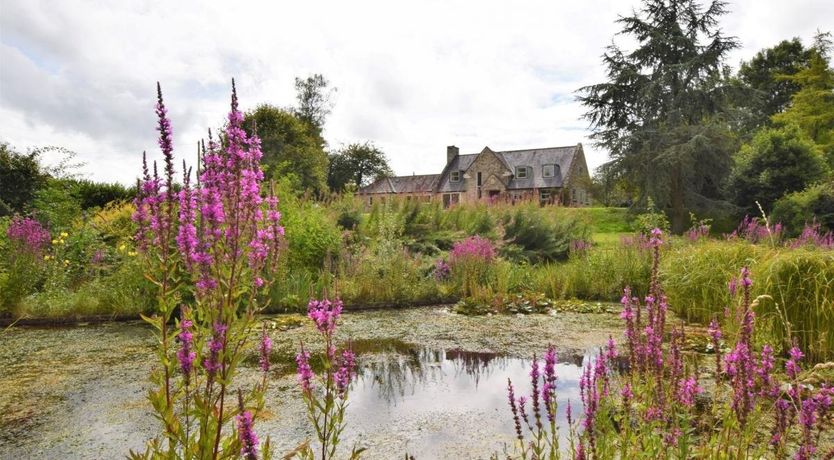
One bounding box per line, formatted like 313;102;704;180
730;124;829;214
772;182;834;236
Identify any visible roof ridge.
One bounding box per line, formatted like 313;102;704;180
390;173;441;178
497;145;577;154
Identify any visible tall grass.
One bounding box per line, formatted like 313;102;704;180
662;240;834;361
531;245;651;301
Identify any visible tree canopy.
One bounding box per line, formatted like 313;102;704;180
730;124;828;214
579;0;739;232
0;143;46;216
772;33;834;166
293;74;335;147
327;142;392;193
738;38;813;127
243;104;329;195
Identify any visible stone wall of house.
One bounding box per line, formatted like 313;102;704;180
562;145;593;207
460;149;509;203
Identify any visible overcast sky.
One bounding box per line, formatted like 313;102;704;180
1;0;831;185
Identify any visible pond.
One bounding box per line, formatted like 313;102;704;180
0;306;622;459
332;341;589;457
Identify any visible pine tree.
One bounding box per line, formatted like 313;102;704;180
579;0;739;232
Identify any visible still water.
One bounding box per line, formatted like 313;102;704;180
0;308;623;459
335;341;589;457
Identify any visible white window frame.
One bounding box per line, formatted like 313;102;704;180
540;189;552;201
450;170;461;182
515;166;528;179
542;164;555;178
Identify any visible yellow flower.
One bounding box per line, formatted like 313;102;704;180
128;251;137;257
43;255;50;261
118;244;126;252
52;239;59;245
60;232;69;238
63;259;70;265
58;239;65;245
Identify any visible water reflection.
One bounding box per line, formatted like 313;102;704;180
343;341;593;456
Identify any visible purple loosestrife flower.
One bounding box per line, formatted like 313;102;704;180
449;235;495;263
507;379;524;441
580;361;599;455
259;327;272;373
236;410;259;460
7;216;51;254
529;354;543;430
621;383;633;408
728;277;738;297
518;395;530;427
566;400;573;425
797;397;819;460
677;376;703;407
204;322;227;377
176;166;198;270
708;319;723;376
771;398;791;448
756;345;777;397
307;298;343;336
433;259;451;281
575;439;586;460
542;345;558;422
296;346;315;393
787;345;804;380
664;428;682;448
176;315;196;378
335;349;356;399
605;336;617;364
620;288;639;370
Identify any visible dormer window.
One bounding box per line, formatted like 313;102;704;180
542;164;556;178
515;166;529;179
450;170;461;182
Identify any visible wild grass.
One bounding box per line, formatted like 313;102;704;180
662;240;834;361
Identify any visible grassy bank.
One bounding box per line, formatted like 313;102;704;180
3;197;832;361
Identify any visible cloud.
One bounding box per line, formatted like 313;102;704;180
1;0;831;184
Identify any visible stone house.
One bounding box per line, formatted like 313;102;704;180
359;144;593;207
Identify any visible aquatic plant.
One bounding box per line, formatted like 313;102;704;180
129;81;283;459
296;297;363;460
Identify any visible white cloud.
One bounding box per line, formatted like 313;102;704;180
1;0;831;184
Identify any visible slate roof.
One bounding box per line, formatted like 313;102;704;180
359;174;439;194
359;144;581;195
497;145;578;189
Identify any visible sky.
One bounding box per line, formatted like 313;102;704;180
1;0;832;185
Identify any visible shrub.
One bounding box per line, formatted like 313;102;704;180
282;195;341;272
633;198;670;235
501;205;589;263
771;182;834;236
730;124;828;214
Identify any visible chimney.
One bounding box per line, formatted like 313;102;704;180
446;145;459;164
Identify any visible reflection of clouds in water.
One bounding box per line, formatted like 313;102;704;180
349;345;592;415
343;345;599;457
